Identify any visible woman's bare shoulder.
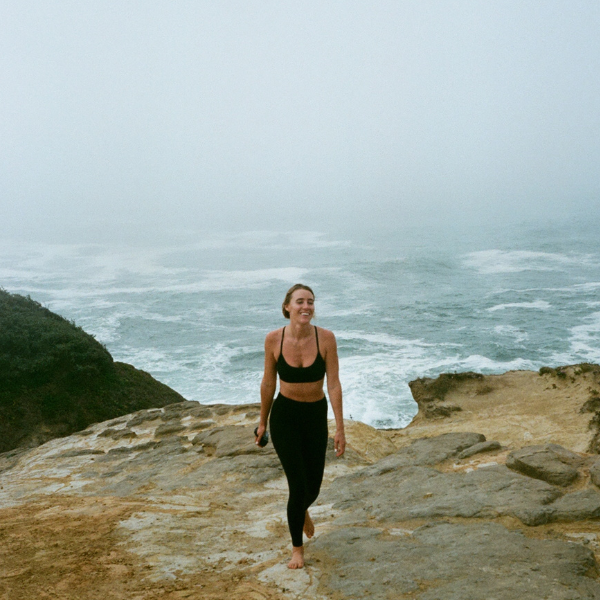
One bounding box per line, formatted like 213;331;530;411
265;327;284;346
316;326;337;345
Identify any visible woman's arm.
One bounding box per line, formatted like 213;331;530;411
323;330;346;457
256;331;278;445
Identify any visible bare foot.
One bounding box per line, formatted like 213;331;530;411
303;511;315;538
288;546;304;569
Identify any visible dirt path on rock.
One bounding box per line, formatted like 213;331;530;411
0;496;283;600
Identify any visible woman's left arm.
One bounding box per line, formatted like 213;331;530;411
324;329;346;457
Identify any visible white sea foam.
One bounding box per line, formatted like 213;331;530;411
336;330;438;348
463;250;592;274
487;300;551;312
112;343;263;405
451;355;537;372
493;325;529;344
571;282;600;292
550;311;600;365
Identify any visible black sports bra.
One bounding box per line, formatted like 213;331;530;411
276;326;326;383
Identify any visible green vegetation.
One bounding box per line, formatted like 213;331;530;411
0;290;113;391
539;366;568;379
0;289;185;453
539;364;600;379
416;371;484;402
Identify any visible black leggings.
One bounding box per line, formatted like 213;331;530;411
269;393;328;547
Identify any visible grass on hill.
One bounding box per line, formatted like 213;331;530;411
0;289;185;453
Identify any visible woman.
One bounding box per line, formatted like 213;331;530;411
255;283;346;569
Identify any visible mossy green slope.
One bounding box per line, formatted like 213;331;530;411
0;289;186;452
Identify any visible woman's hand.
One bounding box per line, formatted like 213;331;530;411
255;423;267;446
334;429;346;457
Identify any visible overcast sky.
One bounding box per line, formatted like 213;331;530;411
1;1;599;242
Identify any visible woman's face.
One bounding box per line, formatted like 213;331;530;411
286;289;315;323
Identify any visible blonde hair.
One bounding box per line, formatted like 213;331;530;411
282;284;315;319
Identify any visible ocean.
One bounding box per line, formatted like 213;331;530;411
2;219;599;429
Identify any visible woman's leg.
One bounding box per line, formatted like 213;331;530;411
300;398;328;511
269;395;309;549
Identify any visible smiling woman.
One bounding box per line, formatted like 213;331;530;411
255;283;346;569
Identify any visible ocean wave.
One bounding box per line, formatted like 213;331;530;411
336;330;439;349
487;300;551;312
463;250;595;274
549;311;600;365
493;325;529;344
449;354;538;372
570;282;600;292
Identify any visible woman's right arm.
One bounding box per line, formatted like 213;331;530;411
256;331;278;445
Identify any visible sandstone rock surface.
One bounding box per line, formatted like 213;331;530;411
396;364;600;453
3;365;600;599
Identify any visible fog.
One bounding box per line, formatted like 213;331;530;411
1;1;599;243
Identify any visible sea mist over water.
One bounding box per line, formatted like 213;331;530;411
1;219;600;429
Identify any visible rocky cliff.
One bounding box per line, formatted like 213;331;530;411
3;365;600;599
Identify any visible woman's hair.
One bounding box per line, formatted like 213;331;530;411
282;283;315;319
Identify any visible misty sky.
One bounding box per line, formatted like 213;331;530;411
1;1;599;242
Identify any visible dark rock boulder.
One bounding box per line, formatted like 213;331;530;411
550;489;600;522
506;443;584;486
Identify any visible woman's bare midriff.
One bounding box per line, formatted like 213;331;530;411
279;379;325;402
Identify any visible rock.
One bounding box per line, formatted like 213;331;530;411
311;522;600;599
192;454;283;485
325;438;367;467
457;440;501;459
551;489;600;522
186;420;214;432
55;449;106;458
359;432;486;476
154;423;186;437
409;373;483;420
187;406;214;419
341;420;398;462
398;365;600;454
210;404;235;416
126;411;161;427
98;428;137;440
0;447;29;475
425;404;462;418
323;464;562;526
506;444;582;486
191;425;270;457
107;446;138;455
5;391;600;600
589;458;600;488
